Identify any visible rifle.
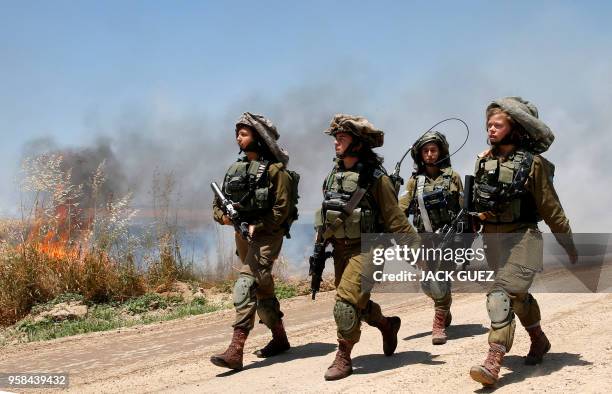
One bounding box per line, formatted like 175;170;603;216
308;181;370;300
434;175;477;267
210;182;251;241
308;231;332;300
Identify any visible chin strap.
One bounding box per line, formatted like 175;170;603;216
336;139;361;159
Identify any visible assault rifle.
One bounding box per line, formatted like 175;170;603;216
308;236;332;300
435;175;478;261
210;182;251;241
308;185;369;300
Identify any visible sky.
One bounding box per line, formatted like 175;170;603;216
1;0;612;234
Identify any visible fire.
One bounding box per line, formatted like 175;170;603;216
25;201;84;260
36;229;80;260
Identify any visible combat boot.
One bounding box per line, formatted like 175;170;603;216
324;339;355;381
431;309;452;345
254;320;291;358
525;325;551;365
469;343;506;386
372;316;401;356
210;327;249;370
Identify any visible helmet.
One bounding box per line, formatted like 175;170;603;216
235;112;289;164
486;97;555;154
325;114;384;148
410;131;451;168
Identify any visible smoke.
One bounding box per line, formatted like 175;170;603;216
14;58;612;241
15;76;375;226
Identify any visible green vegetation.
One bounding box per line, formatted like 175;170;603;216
275;282;298;299
10;296;222;343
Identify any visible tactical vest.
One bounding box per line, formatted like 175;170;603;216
222;159;272;221
473;149;539;224
408;167;459;232
314;164;384;239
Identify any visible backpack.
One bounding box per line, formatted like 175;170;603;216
283;169;300;238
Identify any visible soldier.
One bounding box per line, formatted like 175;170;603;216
398;131;463;345
210;112;296;371
315;114;420;381
469;97;578;386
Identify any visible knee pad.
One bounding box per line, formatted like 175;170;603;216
233;274;256;309
487;289;514;329
333;300;358;336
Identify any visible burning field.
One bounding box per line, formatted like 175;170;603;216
0;148;308;338
0;151;193;326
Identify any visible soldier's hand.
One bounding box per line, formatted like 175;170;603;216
248;224;256;237
222;215;232;225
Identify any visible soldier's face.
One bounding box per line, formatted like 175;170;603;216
236;126;254;150
487;113;512;145
420;142;440;165
334;132;353;155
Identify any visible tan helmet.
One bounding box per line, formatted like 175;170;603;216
325;114;384;148
235;112;289;164
486;97;555;154
410;131;451;168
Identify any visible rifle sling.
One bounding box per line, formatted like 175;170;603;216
416;175;434;233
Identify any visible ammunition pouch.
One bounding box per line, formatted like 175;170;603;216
223;160;271;217
474;150;539;223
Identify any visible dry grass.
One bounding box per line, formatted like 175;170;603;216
0;156;195;326
0;154;311;329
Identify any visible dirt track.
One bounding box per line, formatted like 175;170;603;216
1;275;611;393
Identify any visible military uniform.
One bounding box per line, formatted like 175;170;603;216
469;97;577;386
316;114;420;380
213;160;291;330
398;131;463;344
211;112;295;370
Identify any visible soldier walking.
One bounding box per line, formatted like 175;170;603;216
469;98;578;386
399;131;463;345
210;113;298;370
314;114;420;381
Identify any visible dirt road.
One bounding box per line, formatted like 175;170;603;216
1;280;611;393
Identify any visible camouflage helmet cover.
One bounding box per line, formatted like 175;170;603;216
235;112;289;165
410;131;451;168
324;113;384;148
486;96;555;154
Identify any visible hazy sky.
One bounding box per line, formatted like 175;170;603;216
1;1;611;232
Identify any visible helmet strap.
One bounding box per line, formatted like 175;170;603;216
336;139;361;159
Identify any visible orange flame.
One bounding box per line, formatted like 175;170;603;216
25;200;84;260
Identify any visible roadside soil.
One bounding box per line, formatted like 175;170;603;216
1;270;610;393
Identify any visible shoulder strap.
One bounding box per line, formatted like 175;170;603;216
250;160;269;186
416;175;434;232
237;160;270;205
441;167;453;190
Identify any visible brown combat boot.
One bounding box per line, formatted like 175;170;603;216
254;320;291;358
210;327;249;370
372;316;401;356
525;325;551;365
324;339;355;381
469;343;506;386
431;309;452;345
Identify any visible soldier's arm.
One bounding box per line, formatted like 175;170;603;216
526;155;577;255
373;175;420;248
253;163;291;233
398;176;416;213
452;170;464;208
